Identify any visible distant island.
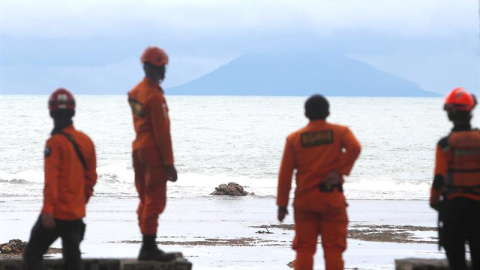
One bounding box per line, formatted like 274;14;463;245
168;53;439;97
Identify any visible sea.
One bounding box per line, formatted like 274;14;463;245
1;95;479;203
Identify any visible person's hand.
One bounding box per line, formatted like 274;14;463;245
277;206;288;222
323;170;341;190
166;165;178;182
42;213;56;229
430;200;443;212
430;202;440;211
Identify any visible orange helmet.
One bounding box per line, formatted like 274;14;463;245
444;87;477;112
48;88;75;111
141;46;169;66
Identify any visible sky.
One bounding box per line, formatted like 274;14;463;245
0;0;479;94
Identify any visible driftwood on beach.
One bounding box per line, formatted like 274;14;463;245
210;182;253;196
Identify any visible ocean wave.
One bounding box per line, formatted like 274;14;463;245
0;168;431;201
98;173;122;183
0;178;30;184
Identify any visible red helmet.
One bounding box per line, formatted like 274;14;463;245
48;88;75;111
141;46;169;66
444;87;477;112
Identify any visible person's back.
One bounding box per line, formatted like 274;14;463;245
277;95;361;270
279;121;358;203
43;126;96;220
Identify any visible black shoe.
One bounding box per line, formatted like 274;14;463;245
138;247;177;262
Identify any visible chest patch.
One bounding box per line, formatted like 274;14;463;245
128;98;145;117
44;147;51;157
301;130;334;147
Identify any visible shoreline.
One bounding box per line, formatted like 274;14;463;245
0;197;445;269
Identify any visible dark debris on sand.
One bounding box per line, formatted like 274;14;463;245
348;225;437;244
250;224;295;230
0;239;27;255
251;224;437;244
0;239;62;258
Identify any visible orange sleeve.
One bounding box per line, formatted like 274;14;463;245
277;137;295;207
433;144;449;176
42;138;61;215
430;144;449;204
336;127;361;176
84;138;97;201
149;94;174;165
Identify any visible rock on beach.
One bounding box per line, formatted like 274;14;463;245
210;182;253;196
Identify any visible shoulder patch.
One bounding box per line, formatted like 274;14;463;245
128;98;145;117
44;147;51;157
438;136;449;150
301;130;333;147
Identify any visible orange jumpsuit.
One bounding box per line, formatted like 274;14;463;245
277;120;361;270
128;77;174;236
42;125;97;220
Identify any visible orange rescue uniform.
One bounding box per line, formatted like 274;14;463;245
42;125;97;220
128;77;174;236
277;120;361;270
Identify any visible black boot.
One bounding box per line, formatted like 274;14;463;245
138;235;177;262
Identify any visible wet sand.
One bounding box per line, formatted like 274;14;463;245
0;196;445;269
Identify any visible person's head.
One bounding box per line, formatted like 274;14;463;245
443;87;477;125
48;88;75;120
141;46;168;83
305;94;330;120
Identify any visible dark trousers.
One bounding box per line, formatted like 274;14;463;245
441;197;480;270
23;216;86;270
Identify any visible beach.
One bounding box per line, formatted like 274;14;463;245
0;195;445;269
2;96;472;269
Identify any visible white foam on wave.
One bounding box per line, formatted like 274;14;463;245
345;179;430;200
0;170;44;197
1;166;431;201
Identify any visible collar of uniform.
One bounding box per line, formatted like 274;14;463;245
62;124;76;132
308;119;327;126
142;77;164;93
452;123;472;132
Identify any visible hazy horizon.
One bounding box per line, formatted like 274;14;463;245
0;0;479;95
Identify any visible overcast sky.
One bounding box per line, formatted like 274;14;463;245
0;0;479;94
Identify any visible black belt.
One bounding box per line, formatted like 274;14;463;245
319;183;343;193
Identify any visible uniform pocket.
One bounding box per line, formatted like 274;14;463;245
139;148;167;186
323;192;347;215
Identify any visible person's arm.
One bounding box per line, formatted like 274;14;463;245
430;141;449;210
277;137;295;222
84;138;97;203
42;138;61;228
336;127;361;176
150;94;174;166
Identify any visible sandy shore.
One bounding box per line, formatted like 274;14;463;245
0;196;445;269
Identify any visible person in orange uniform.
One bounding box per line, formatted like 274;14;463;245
277;95;361;270
23;88;97;270
430;87;480;270
128;46;178;261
